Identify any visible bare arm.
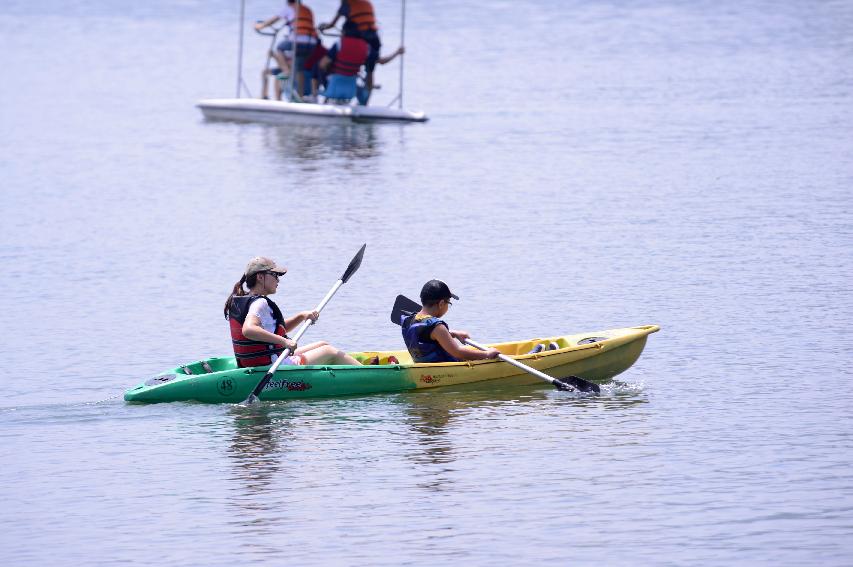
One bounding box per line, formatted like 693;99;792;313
431;324;499;361
318;14;342;31
254;15;281;31
242;315;297;350
283;310;319;331
377;46;405;65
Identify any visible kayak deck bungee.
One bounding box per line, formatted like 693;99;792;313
124;325;659;404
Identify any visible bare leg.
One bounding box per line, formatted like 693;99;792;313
296;72;306;100
295;341;330;354
299;343;362;366
273;50;291;76
261;69;270;99
363;71;374;105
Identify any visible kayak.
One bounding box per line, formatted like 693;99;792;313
124;325;659;404
197;98;428;124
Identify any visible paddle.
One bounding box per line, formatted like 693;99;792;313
391;295;600;394
242;244;367;404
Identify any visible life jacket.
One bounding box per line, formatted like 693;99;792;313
228;295;288;368
343;0;377;33
303;42;328;71
401;313;459;364
294;4;318;38
330;37;369;76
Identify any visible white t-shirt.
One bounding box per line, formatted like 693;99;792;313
247;297;280;334
247;297;290;363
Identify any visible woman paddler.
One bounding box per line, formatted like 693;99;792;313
224;256;363;367
401;280;501;363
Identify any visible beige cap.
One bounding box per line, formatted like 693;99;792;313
245;256;287;277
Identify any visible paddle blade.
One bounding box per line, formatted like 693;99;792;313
341;244;366;283
391;294;422;325
556;375;601;394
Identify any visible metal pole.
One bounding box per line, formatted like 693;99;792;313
398;0;406;109
236;0;246;98
287;0;300;101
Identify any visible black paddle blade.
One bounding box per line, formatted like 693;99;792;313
340;243;366;283
556;376;601;394
391;294;422;325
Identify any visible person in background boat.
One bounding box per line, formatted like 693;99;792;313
303;40;329;98
319;37;404;104
401;280;501;363
255;0;319;102
224;256;364;367
261;40;328;101
318;0;383;105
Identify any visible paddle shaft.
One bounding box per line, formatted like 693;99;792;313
247;280;343;399
464;338;571;389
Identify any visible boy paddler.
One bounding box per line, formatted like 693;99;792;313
401;280;501;363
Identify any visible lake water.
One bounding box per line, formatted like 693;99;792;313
1;0;852;565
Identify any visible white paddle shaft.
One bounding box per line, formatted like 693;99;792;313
264;279;343;375
464;338;561;386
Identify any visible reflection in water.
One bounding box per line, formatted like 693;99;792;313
263;122;382;163
396;380;650;491
395;383;551;492
226;404;291;530
227;405;284;489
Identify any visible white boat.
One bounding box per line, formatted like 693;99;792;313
198;98;427;124
198;0;427;125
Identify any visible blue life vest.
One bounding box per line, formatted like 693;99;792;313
401;313;459;363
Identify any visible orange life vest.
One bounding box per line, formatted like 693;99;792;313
344;0;377;32
294;4;318;38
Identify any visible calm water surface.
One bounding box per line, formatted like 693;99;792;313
1;0;852;565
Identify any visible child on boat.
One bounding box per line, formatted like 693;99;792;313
224;256;363;367
319;37;404;104
401;280;501;363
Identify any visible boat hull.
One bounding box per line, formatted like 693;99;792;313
197;98;428;124
124;325;658;404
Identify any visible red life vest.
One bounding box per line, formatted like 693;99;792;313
331;37;369;76
344;0;377;32
294;4;318;38
228;295;288;368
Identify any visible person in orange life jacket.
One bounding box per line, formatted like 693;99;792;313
401;280;501;364
318;0;382;104
224;256;363;368
255;0;319;101
319;37;404;103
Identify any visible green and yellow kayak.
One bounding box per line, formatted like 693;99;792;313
124;325;659;404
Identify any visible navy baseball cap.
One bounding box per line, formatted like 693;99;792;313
420;279;459;302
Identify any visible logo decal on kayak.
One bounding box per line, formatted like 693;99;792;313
420;373;453;384
264;379;313;392
217;378;235;397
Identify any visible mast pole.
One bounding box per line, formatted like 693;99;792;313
398;0;406;109
236;0;246;97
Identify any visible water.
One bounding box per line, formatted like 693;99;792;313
2;0;852;564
